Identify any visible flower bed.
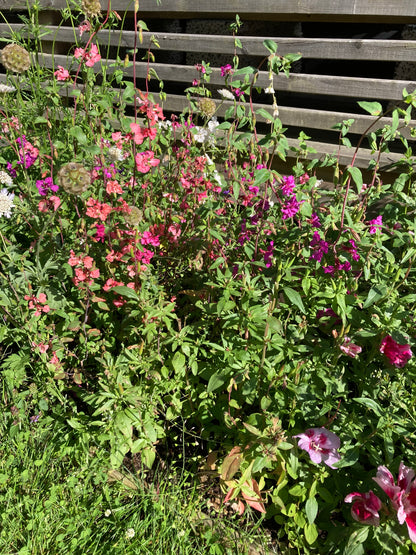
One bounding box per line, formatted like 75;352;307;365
1;2;416;552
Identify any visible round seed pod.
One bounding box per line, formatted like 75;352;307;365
81;0;102;18
197;97;216;119
124;206;143;226
57;162;91;195
0;44;30;74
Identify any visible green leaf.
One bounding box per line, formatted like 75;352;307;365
347;166;363;194
255;108;275;122
172;351;186;374
283;287;305;313
252;168;272;187
357;101;383;116
305;497;318;524
344;526;369;555
111;286;139;301
263;39;278;54
362;286;386;308
353;397;383;416
69;126;88;145
207;372;226;393
304;523;318;545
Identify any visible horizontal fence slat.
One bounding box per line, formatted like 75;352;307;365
36;53;416;101
2;23;416;63
162;95;416;139
1;1;416;21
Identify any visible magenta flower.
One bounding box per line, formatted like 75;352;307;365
280;175;295;196
368;215;382;234
293;428;341;469
344;491;382;526
380;335;412;368
220;64;233;77
373;462;416;543
281;194;300;220
309;231;329;262
340;337;362;358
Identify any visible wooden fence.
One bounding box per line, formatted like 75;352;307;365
1;0;416;170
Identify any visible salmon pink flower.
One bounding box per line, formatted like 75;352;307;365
293;427;341;469
344;491;382;526
54;66;70;81
135;150;160;173
380;335;412;368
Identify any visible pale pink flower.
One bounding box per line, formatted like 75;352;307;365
78;20;91;38
380;335;412;368
54;66;70;81
293;427;341;469
344;491;382;526
340;337;362;358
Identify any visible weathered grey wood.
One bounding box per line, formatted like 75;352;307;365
2;23;416;63
1;0;416;21
35;53;416;102
163;94;416;140
128;63;416;102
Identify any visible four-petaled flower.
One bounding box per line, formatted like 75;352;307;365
293;427;341;469
344;491;382;526
373;462;416;543
380;335;412;368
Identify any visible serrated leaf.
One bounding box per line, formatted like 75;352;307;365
172;351;186;374
283;287;305;313
253;168;272;187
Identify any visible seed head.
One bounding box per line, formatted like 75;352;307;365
0;44;30;73
58;162;91;195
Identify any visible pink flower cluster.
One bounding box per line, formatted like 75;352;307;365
24;292;50;316
345;462;416;543
74;44;101;67
68;251;100;286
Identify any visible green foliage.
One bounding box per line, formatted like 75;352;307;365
1;4;416;553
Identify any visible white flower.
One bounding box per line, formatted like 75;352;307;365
125;528;135;539
217;88;235;101
104;509;112;517
193;127;209;143
107;146;124;162
272;101;279;118
0;171;12;186
0;188;14;217
0;84;15;94
265;86;275;94
208;117;219;133
158;120;172;131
